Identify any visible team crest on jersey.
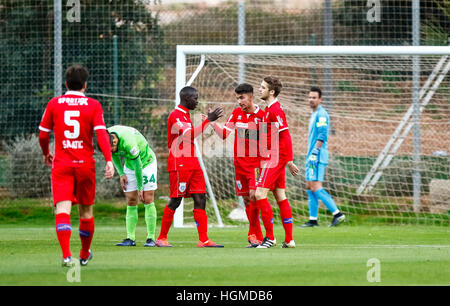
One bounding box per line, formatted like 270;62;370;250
236;180;242;190
178;182;187;193
277;115;284;126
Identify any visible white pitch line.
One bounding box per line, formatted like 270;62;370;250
295;244;450;249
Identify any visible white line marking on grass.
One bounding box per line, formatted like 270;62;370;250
300;244;450;249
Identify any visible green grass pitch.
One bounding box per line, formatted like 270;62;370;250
0;223;448;286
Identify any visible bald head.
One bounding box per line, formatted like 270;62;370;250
179;86;199;110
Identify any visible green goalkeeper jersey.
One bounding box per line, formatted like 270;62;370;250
108;125;156;190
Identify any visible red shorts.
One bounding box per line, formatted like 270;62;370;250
169;169;206;198
256;160;286;190
51;165;96;206
235;168;259;196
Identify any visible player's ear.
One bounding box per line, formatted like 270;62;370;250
64;82;69;90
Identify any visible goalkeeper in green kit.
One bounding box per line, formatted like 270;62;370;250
108;125;158;247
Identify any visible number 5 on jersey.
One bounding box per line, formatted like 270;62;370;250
64;110;80;139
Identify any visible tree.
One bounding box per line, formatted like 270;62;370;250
0;0;166;140
423;0;450;45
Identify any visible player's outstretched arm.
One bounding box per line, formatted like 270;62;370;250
211;122;232;139
181;107;224;142
203;112;231;140
207;107;224;122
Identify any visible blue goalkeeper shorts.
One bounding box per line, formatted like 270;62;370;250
305;163;327;182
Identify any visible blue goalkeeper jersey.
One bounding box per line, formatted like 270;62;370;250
307;105;329;165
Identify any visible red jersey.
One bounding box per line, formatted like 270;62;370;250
39;91;107;167
223;106;265;172
261;100;293;163
167;105;201;172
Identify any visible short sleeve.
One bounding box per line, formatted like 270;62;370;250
224;109;237;132
274;108;289;132
93;101;107;131
170;115;192;136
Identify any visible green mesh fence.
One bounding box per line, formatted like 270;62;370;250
0;0;448;225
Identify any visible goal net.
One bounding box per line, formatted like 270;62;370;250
177;45;450;226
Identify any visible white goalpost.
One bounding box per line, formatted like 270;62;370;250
174;44;450;227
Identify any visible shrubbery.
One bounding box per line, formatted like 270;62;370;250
2;135;124;199
3;135;52;198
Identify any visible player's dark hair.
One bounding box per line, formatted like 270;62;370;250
310;86;322;98
179;86;198;100
107;130;116;147
235;83;253;95
263;76;282;97
65;65;89;91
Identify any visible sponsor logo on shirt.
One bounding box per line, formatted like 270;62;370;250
58;97;88;105
316;116;328;127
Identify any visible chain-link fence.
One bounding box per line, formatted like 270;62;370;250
0;0;448;224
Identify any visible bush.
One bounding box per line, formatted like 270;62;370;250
2;135;126;200
94;151;124;200
3;135;52;198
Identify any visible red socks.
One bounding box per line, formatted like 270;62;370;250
255;198;274;240
158;206;175;240
193;209;208;243
158;206;209;243
246;201;263;241
245;204;253;236
56;213;96;259
278;199;293;242
79;217;95;260
55;213;72;258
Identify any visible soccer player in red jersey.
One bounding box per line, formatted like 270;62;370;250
38;65;115;266
155;86;224;247
255;76;299;249
211;83;265;247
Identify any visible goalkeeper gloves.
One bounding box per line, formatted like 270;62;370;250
307;147;320;169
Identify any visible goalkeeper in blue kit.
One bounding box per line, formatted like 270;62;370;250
301;87;345;228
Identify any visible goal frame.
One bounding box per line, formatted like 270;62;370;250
174;44;450;227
